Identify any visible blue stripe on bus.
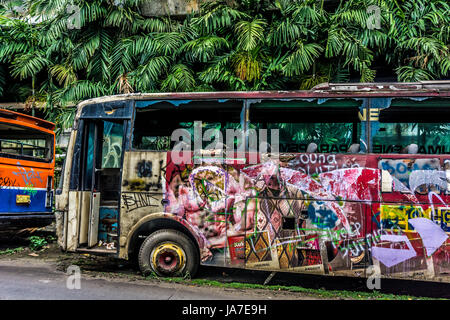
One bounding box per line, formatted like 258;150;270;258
136;100;193;108
0;188;51;214
136;99;231;108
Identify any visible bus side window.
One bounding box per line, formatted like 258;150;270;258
372;100;450;155
101;121;123;168
132;101;243;151
372;122;450;155
248;100;362;154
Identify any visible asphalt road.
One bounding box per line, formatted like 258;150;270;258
0;260;243;300
0;259;311;300
0;233;448;301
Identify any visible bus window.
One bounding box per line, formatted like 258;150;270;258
248;100;363;153
0;122;53;161
80;120;124;197
102;121;123;168
132;100;243;151
372;123;450;154
83;122;95;191
373;100;450;154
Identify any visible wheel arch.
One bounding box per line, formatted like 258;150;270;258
124;213;204;261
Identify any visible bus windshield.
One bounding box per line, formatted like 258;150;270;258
0;122;53;161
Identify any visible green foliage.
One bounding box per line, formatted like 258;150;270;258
145;276;435;300
0;247;25;255
28;235;48;251
0;0;449;133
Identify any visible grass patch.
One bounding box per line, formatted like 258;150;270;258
144;275;439;300
28;236;48;251
0;247;25;255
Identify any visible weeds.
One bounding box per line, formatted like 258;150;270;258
143;276;438;300
144;271;159;280
28;236;48;251
46;235;57;243
28;234;57;251
0;247;24;255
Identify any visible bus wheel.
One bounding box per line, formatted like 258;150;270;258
138;229;199;278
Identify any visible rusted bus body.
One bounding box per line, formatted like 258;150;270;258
0;109;55;230
55;81;450;281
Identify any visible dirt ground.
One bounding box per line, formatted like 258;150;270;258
0;228;137;276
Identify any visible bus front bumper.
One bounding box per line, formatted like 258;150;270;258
0;214;54;230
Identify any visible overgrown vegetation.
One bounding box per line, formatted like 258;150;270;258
0;0;449;133
0;247;24;255
28;235;48;251
143;275;439;300
28;234;56;251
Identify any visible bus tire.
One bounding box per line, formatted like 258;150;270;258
138;229;199;278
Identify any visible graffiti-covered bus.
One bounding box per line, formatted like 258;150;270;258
0;109;55;230
55;81;450;282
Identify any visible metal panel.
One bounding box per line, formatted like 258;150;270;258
55;210;67;250
66;191;80;251
78;191;91;245
88;192;100;247
80;100;133;119
118;151;165;256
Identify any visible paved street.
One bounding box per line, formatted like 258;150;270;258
0;239;447;300
0;258;315;300
0;261;223;300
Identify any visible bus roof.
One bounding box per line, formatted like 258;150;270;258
0;109;55;131
76;81;450;109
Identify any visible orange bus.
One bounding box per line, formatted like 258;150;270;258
0;109;55;230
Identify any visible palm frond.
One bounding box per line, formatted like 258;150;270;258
161;64;196;92
283;42;323;76
11;50;49;79
192;2;249;34
49;63;77;87
396;65;433;82
181;36;230;62
53;79;110;106
235;19;267;51
0;65;6;96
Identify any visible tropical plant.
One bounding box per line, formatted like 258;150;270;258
0;0;448;134
390;0;450;81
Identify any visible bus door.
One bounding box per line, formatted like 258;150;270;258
79;119;125;249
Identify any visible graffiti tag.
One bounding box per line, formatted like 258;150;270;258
122;192;159;212
12;162;42;185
